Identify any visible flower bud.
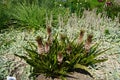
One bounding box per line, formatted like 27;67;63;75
57;52;63;64
85;34;93;53
47;26;52;35
45;42;50;53
78;30;85;44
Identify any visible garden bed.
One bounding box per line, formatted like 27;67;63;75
0;10;120;80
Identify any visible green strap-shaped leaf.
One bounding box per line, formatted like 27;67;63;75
74;64;92;75
27;41;37;50
71;53;81;64
91;59;108;64
14;54;28;60
89;43;99;56
94;47;112;57
14;54;41;68
23;47;39;59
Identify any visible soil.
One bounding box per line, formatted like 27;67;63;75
36;71;93;80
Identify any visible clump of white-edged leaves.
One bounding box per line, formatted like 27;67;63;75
15;26;111;80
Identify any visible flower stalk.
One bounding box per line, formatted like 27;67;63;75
36;36;45;54
78;30;85;44
85;34;93;53
47;26;52;45
45;42;50;53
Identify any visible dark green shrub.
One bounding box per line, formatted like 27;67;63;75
59;0;90;16
104;1;120;19
0;1;11;30
59;0;120;19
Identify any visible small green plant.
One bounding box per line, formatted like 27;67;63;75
104;29;110;35
11;0;69;29
15;27;110;79
11;1;46;29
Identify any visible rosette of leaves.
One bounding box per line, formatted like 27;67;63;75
15;28;111;80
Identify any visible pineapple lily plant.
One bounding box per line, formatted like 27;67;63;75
15;27;110;80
